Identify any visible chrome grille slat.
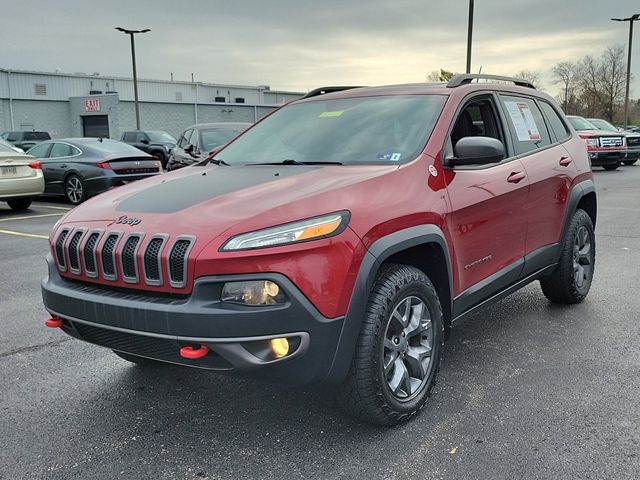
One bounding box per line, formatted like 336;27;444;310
68;230;85;274
83;231;102;277
55;229;70;271
121;234;143;283
168;236;195;288
100;232;122;281
600;136;623;148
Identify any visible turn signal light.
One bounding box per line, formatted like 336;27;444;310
270;338;289;358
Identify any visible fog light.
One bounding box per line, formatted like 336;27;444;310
270;337;289;358
221;280;285;305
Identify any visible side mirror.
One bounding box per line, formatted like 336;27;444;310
449;136;505;166
184;143;194;153
140;138;150;145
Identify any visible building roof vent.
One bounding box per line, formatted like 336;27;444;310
34;83;47;96
89;90;103;95
175;92;183;102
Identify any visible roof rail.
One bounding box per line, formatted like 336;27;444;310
301;86;365;99
447;74;535;89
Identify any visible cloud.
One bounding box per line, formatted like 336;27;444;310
3;0;639;96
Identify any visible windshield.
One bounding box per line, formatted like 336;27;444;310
568;117;598;131
201;128;245;151
147;131;176;143
215;95;447;165
587;119;617;131
23;132;50;141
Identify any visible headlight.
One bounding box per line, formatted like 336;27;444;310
221;280;285;305
221;211;349;251
586;138;599;148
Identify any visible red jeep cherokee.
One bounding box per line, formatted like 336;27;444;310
42;74;596;425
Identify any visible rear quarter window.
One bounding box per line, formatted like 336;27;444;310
539;101;571;142
498;95;551;155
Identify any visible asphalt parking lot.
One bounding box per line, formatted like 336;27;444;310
1;167;639;480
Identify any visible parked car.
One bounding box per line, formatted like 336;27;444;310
42;75;597;425
566;115;625;170
1;131;51;151
120;130;177;169
27;138;162;204
587;117;640;166
0;140;44;211
167;122;251;171
0;138;25;154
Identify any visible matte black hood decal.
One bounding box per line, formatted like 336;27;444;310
116;166;315;214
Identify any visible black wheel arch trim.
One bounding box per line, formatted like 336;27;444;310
324;224;453;383
558;179;596;262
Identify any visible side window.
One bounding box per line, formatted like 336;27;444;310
189;129;200;149
6;132;20;142
499;95;551;155
135;132;147;143
178;130;192;148
123;132;134;142
27;143;52;158
539;101;570;142
450;97;505;150
49;143;74;158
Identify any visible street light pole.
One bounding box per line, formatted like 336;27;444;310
611;14;639;130
466;0;474;74
115;27;151;130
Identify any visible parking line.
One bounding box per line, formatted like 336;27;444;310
36;205;72;211
0;229;49;239
0;213;64;223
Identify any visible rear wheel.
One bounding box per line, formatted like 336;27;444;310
65;174;87;204
337;264;444;425
603;162;621;171
623;159;637;166
113;351;163;366
7;198;32;211
540;208;595;304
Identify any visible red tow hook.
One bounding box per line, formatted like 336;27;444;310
179;345;209;359
45;316;64;328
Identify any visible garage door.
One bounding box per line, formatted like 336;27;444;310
82;115;110;138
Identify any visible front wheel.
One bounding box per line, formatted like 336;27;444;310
65;174;87;204
337;264;444;425
7;198;33;211
540;208;595;304
603;162;621;171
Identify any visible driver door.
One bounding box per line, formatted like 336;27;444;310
444;94;530;315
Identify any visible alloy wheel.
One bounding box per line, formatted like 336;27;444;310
66;176;83;204
382;296;434;400
573;225;593;291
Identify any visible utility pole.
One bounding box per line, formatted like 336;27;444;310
611;14;639;129
466;0;474;74
115;27;151;130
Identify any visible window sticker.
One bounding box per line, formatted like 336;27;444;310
504;101;541;142
319;111;344;118
377;152;402;161
390;153;402;161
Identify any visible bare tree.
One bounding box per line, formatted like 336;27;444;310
576;55;602;117
513;69;543;89
552;61;578;113
598;45;627;121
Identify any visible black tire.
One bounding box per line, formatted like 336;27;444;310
623;159;637;166
64;174;87;204
113;351;163;366
602;162;620;171
151;150;167;169
540;208;595;304
337;264;444;425
7;198;33;211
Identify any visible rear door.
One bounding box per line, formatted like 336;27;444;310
45;142;81;194
497;95;577;273
25;143;57;193
444;93;530;315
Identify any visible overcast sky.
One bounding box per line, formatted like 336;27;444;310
3;0;639;96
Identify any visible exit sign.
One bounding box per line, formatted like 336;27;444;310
84;98;100;112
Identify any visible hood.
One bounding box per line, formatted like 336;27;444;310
59;163;397;242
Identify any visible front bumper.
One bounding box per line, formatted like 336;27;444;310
588;149;623;166
41;255;344;385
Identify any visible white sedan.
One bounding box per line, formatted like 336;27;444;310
0;139;44;211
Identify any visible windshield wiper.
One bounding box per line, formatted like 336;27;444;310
199;157;230;166
246;159;343;166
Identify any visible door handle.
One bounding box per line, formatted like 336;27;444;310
559;156;572;166
507;171;526;183
60;164;68;169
